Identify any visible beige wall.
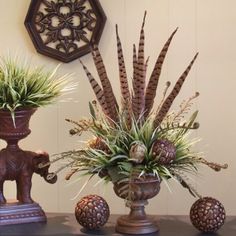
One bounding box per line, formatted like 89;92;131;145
0;0;235;215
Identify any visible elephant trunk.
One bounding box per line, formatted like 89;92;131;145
44;172;58;184
33;151;57;184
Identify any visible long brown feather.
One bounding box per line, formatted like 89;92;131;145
91;45;119;121
154;53;198;128
132;44;137;80
132;44;138;98
133;44;137;73
144;28;178;118
144;56;149;82
132;11;147;120
79;60;109;116
116;24;132;120
131;44;138;117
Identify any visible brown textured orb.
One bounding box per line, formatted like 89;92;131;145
75;195;110;230
190;197;226;233
151;139;176;165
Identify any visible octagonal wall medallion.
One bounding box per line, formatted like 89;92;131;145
25;0;106;63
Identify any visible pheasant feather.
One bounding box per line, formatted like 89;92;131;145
144;28;178;118
154;53;198;128
132;44;137;79
132;11;147;120
91;45;119;121
144;57;150;82
79;60;109;116
116;24;132;119
132;44;138;98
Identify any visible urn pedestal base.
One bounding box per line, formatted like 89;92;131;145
0;202;46;226
115;200;159;235
116;215;159;235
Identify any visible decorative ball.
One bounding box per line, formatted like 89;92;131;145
152;139;176;165
75;195;110;230
129;142;146;164
190;197;226;233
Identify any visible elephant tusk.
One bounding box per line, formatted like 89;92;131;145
38;162;50;168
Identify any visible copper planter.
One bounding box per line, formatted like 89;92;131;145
113;175;161;234
0;108;36;145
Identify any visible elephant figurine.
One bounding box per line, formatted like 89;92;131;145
0;148;57;204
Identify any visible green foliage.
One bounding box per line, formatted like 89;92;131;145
54;104;228;199
0;56;73;113
54;107;201;185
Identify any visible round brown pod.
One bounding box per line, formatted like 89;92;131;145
190;197;226;233
152;139;176;165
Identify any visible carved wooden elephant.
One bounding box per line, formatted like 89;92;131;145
0;149;57;204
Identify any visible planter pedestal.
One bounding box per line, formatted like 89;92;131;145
0;109;57;225
116;200;159;234
113;176;161;235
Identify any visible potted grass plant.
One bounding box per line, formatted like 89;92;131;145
0;56;75;144
0;56;73;143
53;12;227;234
0;56;75;225
0;57;71;123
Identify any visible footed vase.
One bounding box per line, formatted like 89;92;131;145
113;175;161;234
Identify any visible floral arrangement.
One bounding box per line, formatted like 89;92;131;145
53;12;227;198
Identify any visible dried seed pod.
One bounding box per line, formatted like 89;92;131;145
75;195;110;230
88;137;111;154
190;197;226;233
152;139;176;165
129;142;146;164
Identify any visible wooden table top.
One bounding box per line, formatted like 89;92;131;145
0;214;235;235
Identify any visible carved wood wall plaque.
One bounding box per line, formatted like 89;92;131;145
25;0;107;63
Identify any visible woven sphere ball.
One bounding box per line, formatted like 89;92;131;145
75;195;110;230
152;139;176;165
190;197;226;233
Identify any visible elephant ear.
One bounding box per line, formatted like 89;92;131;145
32;151;50;171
